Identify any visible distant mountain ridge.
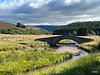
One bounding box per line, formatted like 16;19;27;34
35;25;60;32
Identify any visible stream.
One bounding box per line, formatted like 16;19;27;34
23;40;89;74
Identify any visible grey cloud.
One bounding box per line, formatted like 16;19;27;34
0;0;100;25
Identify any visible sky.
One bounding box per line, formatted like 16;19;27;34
0;0;100;25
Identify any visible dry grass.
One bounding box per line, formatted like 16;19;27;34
79;35;100;41
78;35;100;53
0;34;60;40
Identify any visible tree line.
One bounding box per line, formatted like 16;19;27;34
53;21;100;36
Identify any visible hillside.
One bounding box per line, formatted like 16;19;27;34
35;25;60;32
0;21;51;35
26;25;42;30
53;21;100;35
0;21;16;28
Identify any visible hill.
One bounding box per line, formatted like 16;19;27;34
35;25;60;32
53;21;100;35
0;21;16;28
26;25;42;30
0;21;51;35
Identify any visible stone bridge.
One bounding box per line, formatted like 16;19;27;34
35;35;93;46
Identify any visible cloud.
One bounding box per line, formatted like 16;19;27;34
0;0;100;25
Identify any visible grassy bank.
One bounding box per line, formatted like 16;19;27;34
78;36;100;53
19;53;100;75
0;41;26;51
0;40;50;51
58;39;72;44
0;49;71;75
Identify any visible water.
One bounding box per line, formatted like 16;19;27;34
70;40;79;45
52;44;88;66
37;40;88;70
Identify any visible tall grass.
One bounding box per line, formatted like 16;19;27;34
0;49;71;75
19;53;100;75
78;35;100;53
0;40;50;51
0;42;26;51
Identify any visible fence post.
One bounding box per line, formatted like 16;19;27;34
7;38;8;41
2;37;3;41
29;38;31;40
23;37;24;40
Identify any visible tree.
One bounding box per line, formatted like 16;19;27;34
89;30;96;35
53;21;100;35
77;27;89;36
68;33;72;36
16;22;22;27
72;31;77;36
96;31;99;35
16;22;26;28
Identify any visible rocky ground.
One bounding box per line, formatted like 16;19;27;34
56;45;82;56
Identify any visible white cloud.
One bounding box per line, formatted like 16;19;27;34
65;0;81;5
29;0;52;8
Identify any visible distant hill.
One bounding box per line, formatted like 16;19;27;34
0;21;16;28
35;25;60;32
53;21;100;35
0;21;51;35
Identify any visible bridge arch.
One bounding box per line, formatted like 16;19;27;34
35;35;93;46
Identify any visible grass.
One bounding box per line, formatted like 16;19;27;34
0;41;26;51
17;35;100;75
78;35;100;53
78;40;98;53
11;40;50;48
58;39;71;44
0;49;71;75
0;34;100;75
19;53;100;75
0;40;50;51
0;34;60;40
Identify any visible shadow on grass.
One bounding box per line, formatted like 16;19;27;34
51;61;100;75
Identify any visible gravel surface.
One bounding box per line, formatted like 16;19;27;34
56;45;81;55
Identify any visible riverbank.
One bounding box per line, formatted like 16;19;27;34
78;36;100;53
18;44;89;75
20;53;100;75
18;43;89;75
